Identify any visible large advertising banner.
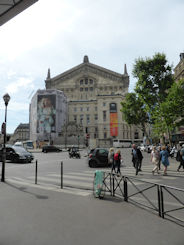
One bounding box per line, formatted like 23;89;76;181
110;113;118;136
37;94;56;133
110;103;118;136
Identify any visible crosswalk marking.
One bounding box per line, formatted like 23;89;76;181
6;164;182;197
7;177;91;197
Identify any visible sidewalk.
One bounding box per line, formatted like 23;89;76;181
0;180;183;245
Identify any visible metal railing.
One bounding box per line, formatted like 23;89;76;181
101;172;184;227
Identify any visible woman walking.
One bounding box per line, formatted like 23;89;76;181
151;146;160;175
108;148;115;172
114;149;121;176
160;145;170;175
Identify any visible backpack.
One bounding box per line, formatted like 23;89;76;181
114;153;119;161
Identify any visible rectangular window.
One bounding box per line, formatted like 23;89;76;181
103;111;106;121
104;132;107;139
87;107;89;111
74;115;77;122
103;102;106;106
80;88;83;91
85;87;88;91
90;87;93;91
95;106;97;111
80;80;83;85
94;114;98;121
80;107;83;111
74;107;77;112
86;114;90;124
80;115;84;124
85;78;88;84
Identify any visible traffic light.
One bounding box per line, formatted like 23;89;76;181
1;122;6;135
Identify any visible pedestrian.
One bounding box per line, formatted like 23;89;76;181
132;144;143;175
157;146;162;170
177;144;184;172
108;148;115;172
137;146;143;171
114;149;121;176
160;145;170;175
150;146;160;175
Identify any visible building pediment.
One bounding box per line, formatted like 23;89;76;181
45;56;129;86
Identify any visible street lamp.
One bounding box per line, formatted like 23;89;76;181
1;93;10;182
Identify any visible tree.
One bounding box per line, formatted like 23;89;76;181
152;80;184;144
120;93;149;136
133;53;174;113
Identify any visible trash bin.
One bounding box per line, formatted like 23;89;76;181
93;170;105;198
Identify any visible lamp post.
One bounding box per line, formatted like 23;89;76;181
1;93;10;182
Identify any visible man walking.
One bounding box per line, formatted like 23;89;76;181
132;144;143;175
178;144;184;171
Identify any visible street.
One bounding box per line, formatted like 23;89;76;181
0;148;183;244
4;148;184;190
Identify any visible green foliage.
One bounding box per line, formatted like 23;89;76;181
121;52;183;143
120;93;149;134
133;53;174;112
152;80;184;141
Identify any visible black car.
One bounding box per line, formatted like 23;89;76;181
88;148;109;168
42;145;62;153
0;146;34;163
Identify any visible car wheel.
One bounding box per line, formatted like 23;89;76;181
89;160;96;168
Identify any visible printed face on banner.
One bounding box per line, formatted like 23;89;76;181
37;95;56;134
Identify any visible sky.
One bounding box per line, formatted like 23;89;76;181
0;0;184;133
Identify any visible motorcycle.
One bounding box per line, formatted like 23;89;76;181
169;146;178;158
69;150;81;159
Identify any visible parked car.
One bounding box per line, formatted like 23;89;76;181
0;146;34;163
42;145;62;153
88;148;109;168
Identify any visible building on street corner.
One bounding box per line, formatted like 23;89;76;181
29;89;67;146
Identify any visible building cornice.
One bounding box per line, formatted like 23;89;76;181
45;60;129;86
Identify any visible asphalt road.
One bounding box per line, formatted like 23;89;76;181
0;148;183;244
4;148;184;188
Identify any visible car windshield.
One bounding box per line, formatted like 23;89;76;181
13;146;29;154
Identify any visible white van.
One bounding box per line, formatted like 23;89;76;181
14;142;23;147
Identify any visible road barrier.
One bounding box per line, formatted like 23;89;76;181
98;172;184;227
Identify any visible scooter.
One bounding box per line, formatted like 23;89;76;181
169;147;177;158
69;151;81;159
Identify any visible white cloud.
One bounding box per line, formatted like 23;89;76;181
5;77;34;94
0;0;184;133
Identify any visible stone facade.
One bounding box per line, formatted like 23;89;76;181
45;56;143;148
10;123;29;144
174;53;184;82
172;53;184;144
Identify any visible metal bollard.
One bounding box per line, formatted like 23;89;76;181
124;177;128;202
160;186;165;218
35;160;38;184
112;174;115;196
61;161;63;189
157;185;161;217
